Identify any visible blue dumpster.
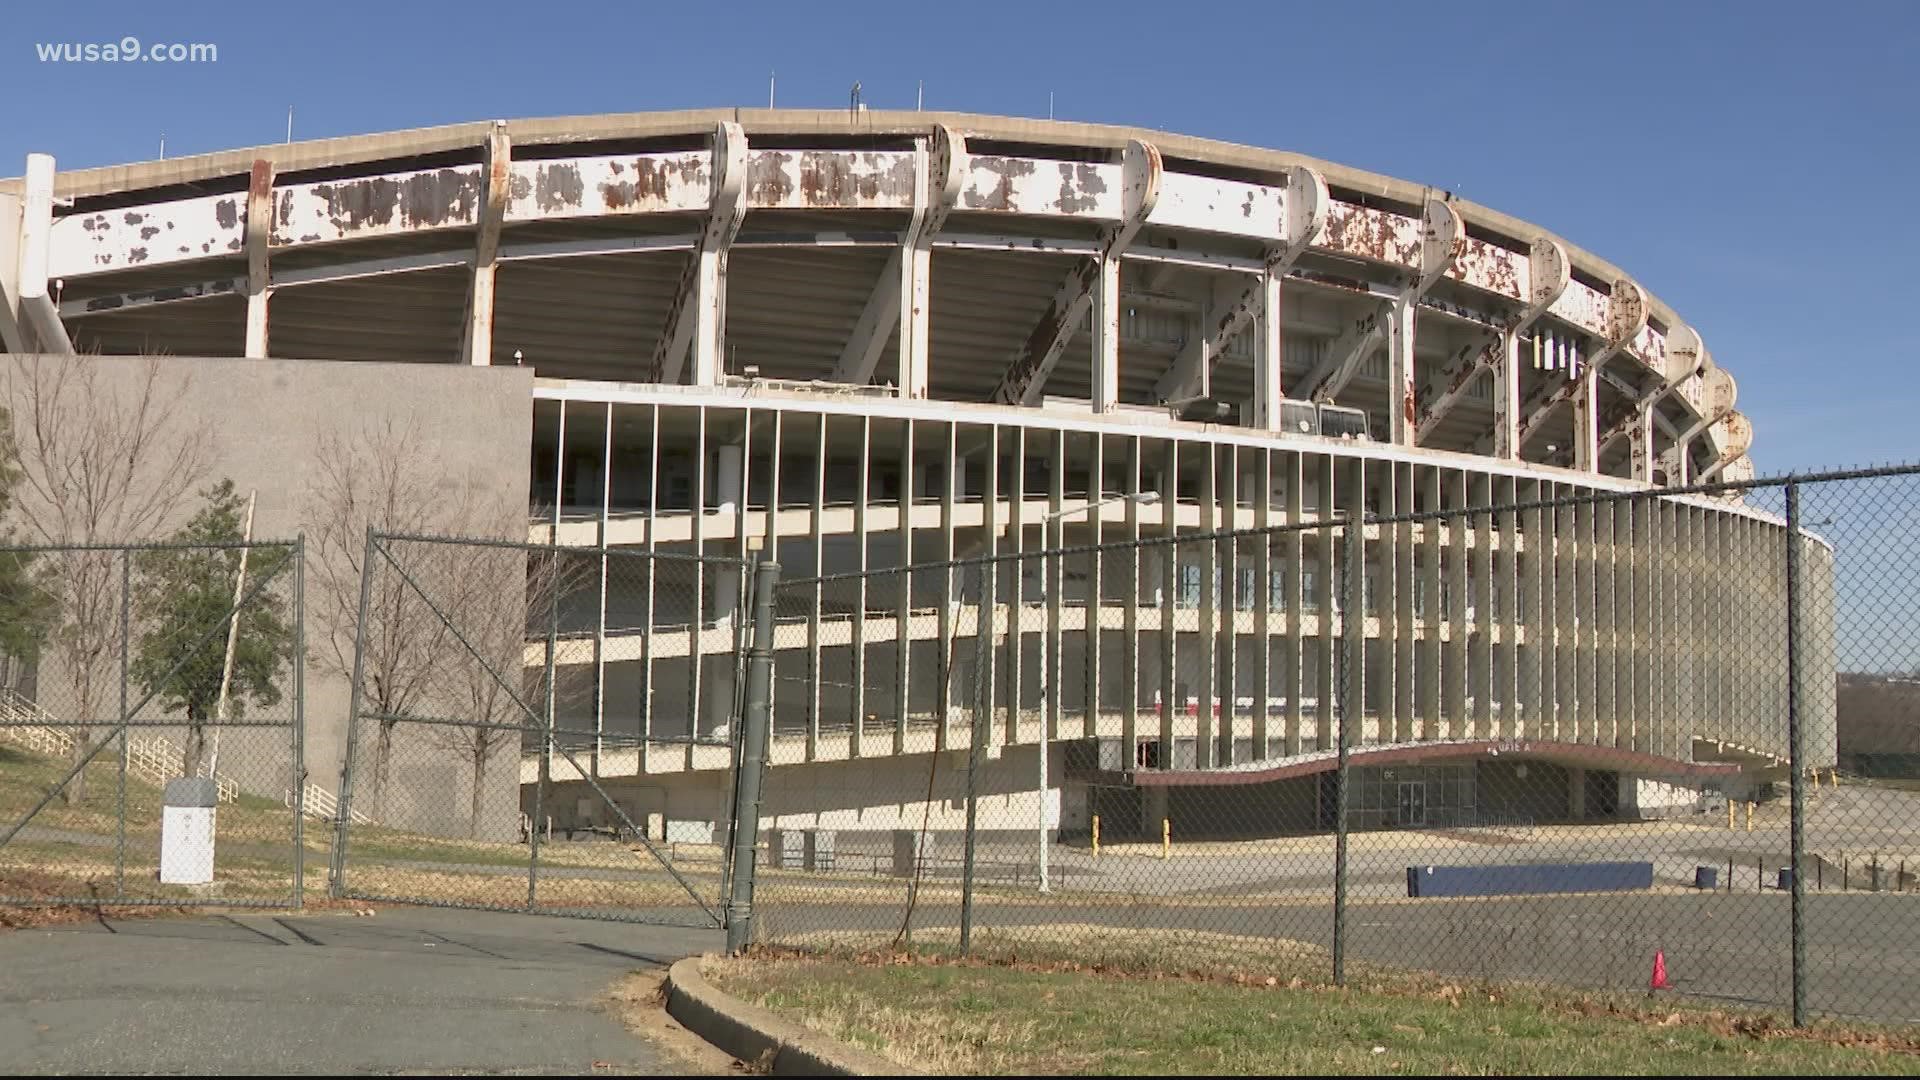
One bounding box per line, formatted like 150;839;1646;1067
1694;865;1719;890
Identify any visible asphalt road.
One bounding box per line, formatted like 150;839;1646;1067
0;907;724;1075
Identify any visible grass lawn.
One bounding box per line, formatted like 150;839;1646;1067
708;950;1920;1076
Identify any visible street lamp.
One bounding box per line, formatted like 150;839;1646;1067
1030;489;1160;893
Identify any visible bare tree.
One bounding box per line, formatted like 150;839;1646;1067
0;354;208;804
303;416;512;820
424;544;588;838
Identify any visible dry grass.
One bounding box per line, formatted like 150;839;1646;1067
768;923;1330;982
708;951;1920;1076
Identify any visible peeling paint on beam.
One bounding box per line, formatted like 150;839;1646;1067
1546;279;1609;337
1447;235;1525;301
1146;171;1285;239
506;151;709;221
959;155;1124;218
1318;202;1422;269
744;149;918;210
273;165;483;246
49;191;246;276
990;141;1160;406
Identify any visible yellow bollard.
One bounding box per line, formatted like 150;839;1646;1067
1727;801;1735;830
1092;815;1101;862
1162;818;1171;860
1746;802;1754;833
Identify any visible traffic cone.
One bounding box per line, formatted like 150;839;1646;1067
1649;950;1669;992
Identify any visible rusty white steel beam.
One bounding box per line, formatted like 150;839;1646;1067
461;124;510;367
498;234;696;263
1506;278;1647;465
1414;237;1570;448
270;250;470;288
506;150;710;221
1388;199;1465;444
932;233;1098;256
1660;365;1738;483
990;140;1161;408
1303;197;1461;412
649;123;747;386
1695;411;1753;482
48;189;246;280
18;154;54;303
244;159;274;358
1298;306;1386;404
274;164;483;246
18;154;71;353
59;276;246;318
1596;324;1708;480
959;155;1125;218
744;149;919;210
1153;166;1327;413
832;127;964;390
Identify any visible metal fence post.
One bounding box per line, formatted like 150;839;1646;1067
292;536;307;907
725;558;780;955
1785;480;1807;1026
961;559;992;956
330;526;379;898
1334;511;1362;987
529;546;559;911
116;549;130;901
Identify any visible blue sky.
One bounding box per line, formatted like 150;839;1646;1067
4;1;1916;476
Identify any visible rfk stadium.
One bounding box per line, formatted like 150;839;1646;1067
0;109;1832;845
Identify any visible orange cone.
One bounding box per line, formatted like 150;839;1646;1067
1649;950;1669;991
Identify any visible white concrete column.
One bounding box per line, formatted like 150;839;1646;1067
705;442;745;736
1091;252;1121;413
1385;297;1417;446
1254;269;1284;432
244;159;275;358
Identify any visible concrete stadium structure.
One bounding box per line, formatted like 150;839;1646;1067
0;110;1836;847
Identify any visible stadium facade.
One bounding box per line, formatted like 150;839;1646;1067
0;110;1836;844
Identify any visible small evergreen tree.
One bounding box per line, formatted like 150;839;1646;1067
132;480;292;780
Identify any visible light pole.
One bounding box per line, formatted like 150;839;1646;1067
1032;489;1160;893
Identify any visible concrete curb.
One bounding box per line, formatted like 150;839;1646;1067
664;955;911;1076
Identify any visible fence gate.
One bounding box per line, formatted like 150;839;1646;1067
330;531;750;928
0;538;307;911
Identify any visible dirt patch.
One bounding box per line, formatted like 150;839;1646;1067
604;971;748;1075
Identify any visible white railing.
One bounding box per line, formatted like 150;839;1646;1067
285;781;371;825
0;688;238;803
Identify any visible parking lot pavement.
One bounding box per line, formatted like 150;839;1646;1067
0;906;726;1075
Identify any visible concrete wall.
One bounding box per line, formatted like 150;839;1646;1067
0;353;533;837
1619;775;1707;820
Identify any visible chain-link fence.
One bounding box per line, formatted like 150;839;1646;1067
0;538;306;908
329;531;748;928
741;463;1920;1028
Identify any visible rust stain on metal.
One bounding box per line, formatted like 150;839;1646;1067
1055;162;1104;214
1319;202;1418;266
531;163;585;214
1455;237;1521;296
213;199;239;231
962;155;1036;211
790;151;913;207
747;150;794;205
602;155;698;210
298;167;482;235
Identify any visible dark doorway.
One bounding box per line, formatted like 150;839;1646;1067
1584;769;1620;819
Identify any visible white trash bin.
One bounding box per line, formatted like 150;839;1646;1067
160;777;218;885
